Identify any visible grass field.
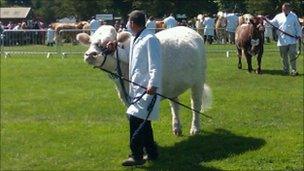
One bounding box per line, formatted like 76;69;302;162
1;42;303;170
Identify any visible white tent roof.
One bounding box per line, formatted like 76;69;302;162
0;7;31;19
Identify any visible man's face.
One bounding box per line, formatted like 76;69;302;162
128;20;136;35
282;5;290;15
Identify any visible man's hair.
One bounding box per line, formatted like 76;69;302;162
282;2;291;8
128;10;146;27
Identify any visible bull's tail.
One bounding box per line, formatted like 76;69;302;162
202;84;212;112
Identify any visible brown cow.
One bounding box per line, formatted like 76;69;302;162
215;15;227;44
235;16;265;74
51;21;89;44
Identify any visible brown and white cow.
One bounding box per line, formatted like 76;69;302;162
235;16;265;74
51;21;90;44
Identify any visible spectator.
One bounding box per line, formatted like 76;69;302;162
7;21;13;30
89;16;100;35
0;22;4;34
12;23;22;30
125;20;131;32
202;14;215;44
146;16;156;34
46;25;55;46
195;14;204;37
21;21;27;29
226;12;239;44
163;13;177;29
264;15;273;43
114;20;121;32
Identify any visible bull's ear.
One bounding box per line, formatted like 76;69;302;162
76;33;90;45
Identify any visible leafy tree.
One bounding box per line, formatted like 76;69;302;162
245;0;303;17
214;0;246;13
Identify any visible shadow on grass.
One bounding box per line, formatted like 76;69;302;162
145;128;266;170
262;69;303;76
262;69;287;76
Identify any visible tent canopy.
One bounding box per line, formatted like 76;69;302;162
0;7;31;19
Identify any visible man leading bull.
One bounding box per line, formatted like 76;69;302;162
122;10;161;166
267;2;302;76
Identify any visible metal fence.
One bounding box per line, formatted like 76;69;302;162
0;29;59;58
0;28;288;58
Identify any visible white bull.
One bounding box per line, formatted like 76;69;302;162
76;25;211;135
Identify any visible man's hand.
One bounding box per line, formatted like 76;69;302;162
147;86;157;95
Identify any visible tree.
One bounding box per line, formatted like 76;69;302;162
214;0;246;13
245;0;303;17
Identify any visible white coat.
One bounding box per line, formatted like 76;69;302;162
146;19;157;34
203;17;215;36
126;28;162;121
46;28;55;43
163;16;177;29
270;11;301;46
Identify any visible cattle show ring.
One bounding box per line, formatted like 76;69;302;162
1;1;303;170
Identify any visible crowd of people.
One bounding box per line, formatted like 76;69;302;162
1;9;303;47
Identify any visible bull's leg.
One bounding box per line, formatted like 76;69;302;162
256;47;263;74
244;51;253;73
256;54;262;74
237;48;242;69
190;84;203;135
169;97;182;136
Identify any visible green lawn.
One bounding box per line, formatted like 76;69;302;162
1;42;303;170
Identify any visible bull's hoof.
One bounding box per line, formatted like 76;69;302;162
190;128;200;135
173;128;182;136
256;69;262;74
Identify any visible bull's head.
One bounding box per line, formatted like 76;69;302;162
76;25;118;67
249;16;265;55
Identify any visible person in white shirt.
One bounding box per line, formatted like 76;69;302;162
146;16;157;34
202;14;215;44
163;13;177;29
12;23;21;30
89;16;100;35
268;3;302;76
125;20;132;32
264;15;273;43
122;10;161;167
226;12;239;44
46;25;55;46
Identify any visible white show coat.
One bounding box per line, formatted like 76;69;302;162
126;28;162;121
270;11;301;46
46;28;55;43
90;19;100;35
146;19;157;34
163;16;177;29
226;13;238;32
264;20;273;38
203;17;215;36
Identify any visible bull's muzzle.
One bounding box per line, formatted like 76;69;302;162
84;51;99;64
